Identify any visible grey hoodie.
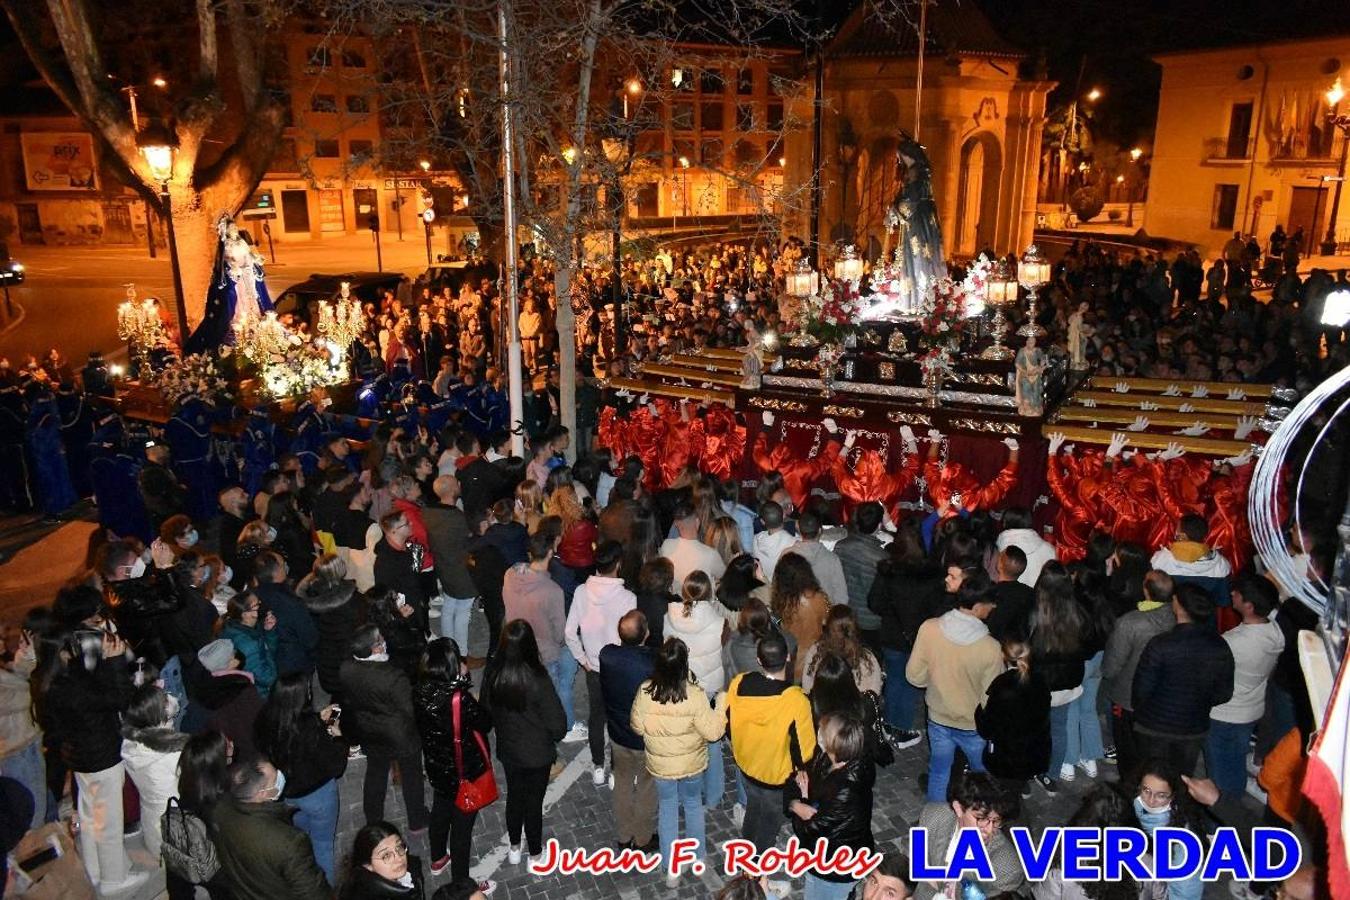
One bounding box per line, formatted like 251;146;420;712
504;564;567;664
787;541;850;608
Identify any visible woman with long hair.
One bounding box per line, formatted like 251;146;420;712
514;480;545;535
807;652;867;726
1107;542;1150;617
1128;760;1207;900
704;516;744;568
1032;784;1166;900
217;593;279;697
367;586;427;678
770;553;831;683
635;558;677;648
1068;571;1115;779
800;606;881;695
480;620;567;867
253;672;348;882
620;504;662;592
1028;562;1090;793
867;518;943;746
200;553;235;616
296;554;360;704
664;570;729;809
630;637;728;887
548;484;597;580
412;639;497;894
120;685;187;860
166;731;232;900
717;554;765;614
975;639;1051;800
338;822;427;899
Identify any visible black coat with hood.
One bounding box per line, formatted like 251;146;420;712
296;574;361;699
413;676;493;795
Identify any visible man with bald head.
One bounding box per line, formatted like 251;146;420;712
599;610;657;851
423;473;478;652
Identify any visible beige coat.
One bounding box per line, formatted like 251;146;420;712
630;681;728;780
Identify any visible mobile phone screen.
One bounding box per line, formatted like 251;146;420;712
19;844;59;873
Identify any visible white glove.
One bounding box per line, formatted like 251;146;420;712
1176;422;1210;437
926;428;944;444
1159;442;1186;461
898;425;916;445
1126;415;1150;432
761;410;775;427
615;388;633;399
1226;388;1248;401
822;417;839;434
645;402;657;415
1064;443;1076;455
1190;385;1209;399
638;393;650;405
1113;381;1130;394
1221;448;1254;468
1047;431;1065;455
1162;384;1182;397
1002;437;1020;452
1178;403;1196;414
1106;432;1128;458
1122;449;1139;460
1081;397;1098;408
843;430;857;449
1139;401;1160;411
1234;415;1258;441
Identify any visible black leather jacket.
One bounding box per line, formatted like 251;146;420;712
783;753;876;882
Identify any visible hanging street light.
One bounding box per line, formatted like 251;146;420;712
136;121;188;348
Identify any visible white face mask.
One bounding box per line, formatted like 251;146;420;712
125;557;147;579
180;530;199;548
266;526;278;543
165;694;180;720
220;566;234;585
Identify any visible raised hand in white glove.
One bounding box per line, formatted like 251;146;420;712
638;393;650;406
1190;385;1209;398
1178;403;1196;414
1064;443;1076;455
1140;401;1160;411
761;410;775;427
1126;415;1150;432
1082;397;1098;408
1159;442;1186;461
645;403;657;415
1113;381;1131;394
1234;415;1258;441
1047;431;1065;455
1162;384;1182;397
1176;422;1210;437
899;425;917;445
1221;448;1254;468
1226;388;1248;401
822;417;839;434
1106;432;1128;458
843;430;857;449
1002;437;1020;452
926;428;944;444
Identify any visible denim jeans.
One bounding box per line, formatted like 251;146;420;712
926;720;986;803
1206;719;1257;797
732;761;748;807
0;737;46;828
546;650;578;730
742;778;784;852
703;723;725;808
289;777;340;884
1066;652;1105;765
883;648;920;730
1048;701;1071;775
439;595;476;656
805;875;858;900
656;774;705;870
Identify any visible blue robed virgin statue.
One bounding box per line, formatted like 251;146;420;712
185;214;274;354
883;133;947;299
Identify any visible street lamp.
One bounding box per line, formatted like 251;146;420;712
419;159;431;173
1086;87;1102;102
623;78;642;118
136;121;187;348
1320;78;1349;256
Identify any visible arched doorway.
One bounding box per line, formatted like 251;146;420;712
856;136;898;257
955;132;1002;257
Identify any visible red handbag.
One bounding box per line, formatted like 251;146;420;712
452;691;499;813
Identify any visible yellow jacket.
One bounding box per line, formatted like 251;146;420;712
631;681;728;780
725;671;816;787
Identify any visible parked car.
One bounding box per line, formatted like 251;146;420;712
0;244;25;286
273;272;409;321
420;261;497;298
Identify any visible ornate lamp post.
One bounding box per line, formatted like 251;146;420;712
833;244;864;285
1017;244;1050;338
981;259;1018;360
136;122;187;348
1320;79;1349;256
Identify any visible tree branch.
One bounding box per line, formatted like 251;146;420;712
197;0;219;87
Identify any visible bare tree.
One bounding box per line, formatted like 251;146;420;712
4;0;290;332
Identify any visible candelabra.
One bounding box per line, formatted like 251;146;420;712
317;283;366;354
234;310;291;364
1016;245;1050;339
981;259;1019;360
116;284;167;374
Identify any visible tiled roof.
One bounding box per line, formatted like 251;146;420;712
827;0;1024;61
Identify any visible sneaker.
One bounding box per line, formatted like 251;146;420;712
608;772;615;791
562;722;589;743
731;803;745;829
592;765;606;786
764;879;792;897
508;845;522;865
478;880;498;896
1059;764;1077;782
98;871;151;896
1035;774;1059;795
430;855;451;876
666;872;681;888
1079;759;1099;779
1102;746;1118;764
348;744;365;759
890;729;923;750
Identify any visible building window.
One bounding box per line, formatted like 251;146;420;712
737;103;756;132
700;69;724;95
341;49;367;68
767;102;784;130
768;67;791;97
673;140;697;167
1211;184;1239;229
345;95;370;114
310;94;338;113
701;101;724;132
700;138;723;168
1226;102;1253;158
672;102;694;131
737;69;754;95
734;139;760;168
348;139;374;161
307;47;331;68
314;139;340;158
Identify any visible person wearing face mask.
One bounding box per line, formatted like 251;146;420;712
339;822;428;899
1130;761;1206;900
911;772;1024;900
215;485;252;573
154;549;221;664
119;684;188;862
161;514;201;556
211;754;331;900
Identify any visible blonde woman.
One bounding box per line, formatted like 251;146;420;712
664;571;729;810
974;638;1051;799
703;516;744;568
548;484;598;578
515;480;545;534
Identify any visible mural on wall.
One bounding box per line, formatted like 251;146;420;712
20;133;100;191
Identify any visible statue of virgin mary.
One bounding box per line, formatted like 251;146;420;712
185;214;275;354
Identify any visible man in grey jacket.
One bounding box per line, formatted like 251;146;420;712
424;474;478;651
1101;569;1176;776
790;511;849;608
833;501;889;655
910;772;1024;900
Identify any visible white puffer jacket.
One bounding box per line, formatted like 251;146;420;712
664;600;727;695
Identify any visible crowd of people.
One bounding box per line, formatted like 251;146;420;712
0;229;1339;900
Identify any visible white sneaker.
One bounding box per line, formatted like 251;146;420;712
99;871;151;896
608;772;615;791
478;880;498;896
592;766;606;786
1059;763;1077;782
562;723;588;743
508;844;522;865
666;872;681;888
764;879;792;897
732;802;746;829
1079;759;1098;778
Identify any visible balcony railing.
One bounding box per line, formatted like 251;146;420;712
1271;131;1346;164
1204;136;1255;161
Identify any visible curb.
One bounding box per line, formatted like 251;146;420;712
0;293;26;340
